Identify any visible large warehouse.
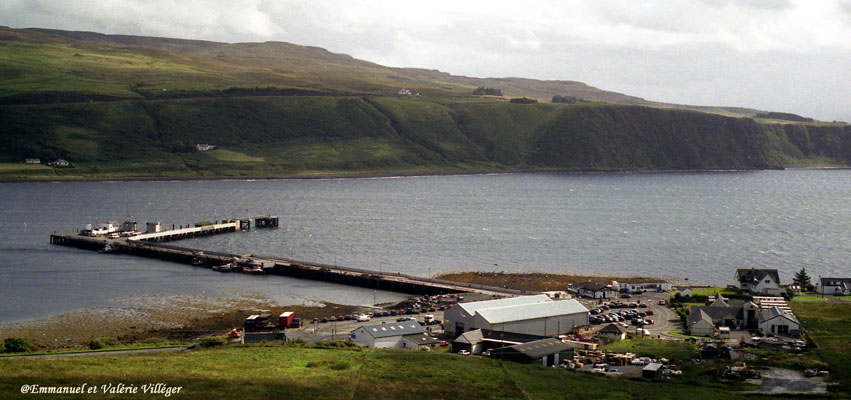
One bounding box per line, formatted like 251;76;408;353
444;294;589;337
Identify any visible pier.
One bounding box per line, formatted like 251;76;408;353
49;219;524;297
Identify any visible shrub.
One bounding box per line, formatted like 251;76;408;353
198;336;227;348
89;337;118;350
4;338;37;353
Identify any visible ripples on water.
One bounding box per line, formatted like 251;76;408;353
1;169;849;322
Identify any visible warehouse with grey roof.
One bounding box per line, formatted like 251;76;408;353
444;294;589;337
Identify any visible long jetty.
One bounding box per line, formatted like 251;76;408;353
49;220;524;297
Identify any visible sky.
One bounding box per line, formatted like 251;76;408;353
2;0;850;121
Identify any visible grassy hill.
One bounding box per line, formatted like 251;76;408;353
1;26;850;180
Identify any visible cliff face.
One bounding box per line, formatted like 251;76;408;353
1;96;849;178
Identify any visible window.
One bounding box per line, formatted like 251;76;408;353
777;325;789;335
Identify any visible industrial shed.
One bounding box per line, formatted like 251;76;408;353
444;295;589;337
488;338;575;366
444;295;552;337
349;321;427;349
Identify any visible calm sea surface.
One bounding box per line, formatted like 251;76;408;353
1;170;849;323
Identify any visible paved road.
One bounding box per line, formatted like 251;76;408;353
2;346;187;359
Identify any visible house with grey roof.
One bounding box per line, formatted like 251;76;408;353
734;268;781;294
817;277;851;295
687;309;716;337
759;306;800;337
597;323;628;341
349;321;429;349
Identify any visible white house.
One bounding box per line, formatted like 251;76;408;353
614;281;673;293
758;306;800;337
675;287;693;297
196;143;217;151
25;158;40;164
576;284;618;299
349;321;428;349
734;268;780;294
443;294;588;337
397;88;412;95
817;277;851;295
50;159;70;167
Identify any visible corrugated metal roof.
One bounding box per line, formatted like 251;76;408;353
360;322;425;338
458;294;551;316
454;329;484;344
476;299;588;324
505;338;573;359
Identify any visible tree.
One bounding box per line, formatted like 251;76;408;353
793;268;812;291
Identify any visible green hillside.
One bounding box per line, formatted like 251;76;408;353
1;26;850;180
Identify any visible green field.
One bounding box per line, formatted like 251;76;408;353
0;342;785;400
791;302;851;391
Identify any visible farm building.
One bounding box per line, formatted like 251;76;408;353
349;321;431;349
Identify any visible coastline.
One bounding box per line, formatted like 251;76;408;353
0;165;799;184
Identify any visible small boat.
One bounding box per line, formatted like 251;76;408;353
98;243;116;253
212;262;239;273
191;257;206;266
242;264;264;275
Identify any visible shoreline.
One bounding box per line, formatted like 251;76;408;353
0;165;814;184
0;271;676;350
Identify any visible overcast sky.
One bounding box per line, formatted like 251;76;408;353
2;0;849;121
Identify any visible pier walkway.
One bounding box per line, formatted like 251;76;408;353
50;231;525;297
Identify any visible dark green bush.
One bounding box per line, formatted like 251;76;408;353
4;338;37;353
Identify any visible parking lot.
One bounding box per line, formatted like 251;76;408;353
576;290;680;338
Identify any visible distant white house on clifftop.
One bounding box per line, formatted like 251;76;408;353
196;143;217;151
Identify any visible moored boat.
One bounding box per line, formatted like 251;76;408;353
212;262;239;272
242;264;264;275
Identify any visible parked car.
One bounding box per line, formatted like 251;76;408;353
329;316;337;321
639;303;648;308
620;294;632;299
645;310;654;316
658;300;667;305
458;350;471;355
321;317;328;323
